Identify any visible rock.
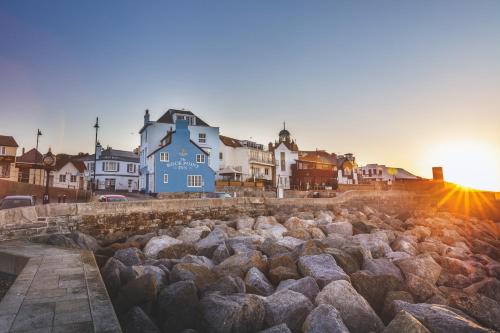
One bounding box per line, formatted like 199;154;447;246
236;216;255;230
324;248;360;274
114;274;159;314
254;216;288;240
260;237;293;257
200;293;266;333
170;263;218;292
322;234;347;249
264;290;314;333
269;266;300;285
157;280;199;333
405;273;442;302
440;257;473;276
245;267;274;296
382;310;430;333
158;243;197;259
181;254;215;269
448;291;500;331
308;227;326;240
405;226;432;241
34;233;79;248
114;247;145;266
351;232;392;258
464;278;500;303
284;217;315;231
126;232;156;247
143;235;182;259
315;280;385;333
418;240;446;256
177;226;211;244
321;222;353;237
130;265;167;288
284;228;311;240
196;228;228;257
101;257;127;297
189;218;216;230
351;270;403;313
394;254;442;284
393;301;495;333
258;324;292;333
69;231;100;251
276;277;320;302
381;290;415;323
101;230;129;246
276;237;305;251
213;250;268;278
212;242;232;264
203;275;246;296
391;236;418;256
302;304;350;333
227;235;263;254
122;306;160;333
298;254;349;288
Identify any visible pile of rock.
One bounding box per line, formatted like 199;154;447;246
43;204;500;332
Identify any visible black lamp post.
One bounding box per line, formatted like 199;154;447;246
93;117;99;193
42;148;56;204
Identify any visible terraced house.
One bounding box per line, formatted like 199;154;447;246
0;135;18;181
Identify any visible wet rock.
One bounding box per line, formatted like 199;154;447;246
143;235;182;259
157;280;199;333
114;247;145;266
382;310;430;333
298;254;349;288
177;226;211;244
203;275;246;296
196;228;228;258
158;243;197;259
258;324;292;333
213;250;268;278
351;270;403;313
394;254;442;284
264;290;314;333
302;304;350;333
315;280;385;333
114;274;159;314
448;291;500;331
170;263;218;292
122;306;160;333
245;267;274;296
276;277;320;302
200;293;266;333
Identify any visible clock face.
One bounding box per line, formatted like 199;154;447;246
43;155;55;166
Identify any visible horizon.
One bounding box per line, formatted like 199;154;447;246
1;0;499;191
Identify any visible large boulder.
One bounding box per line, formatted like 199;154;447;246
196;228;228;257
254;216;288;240
113;247;145;266
264;290;314;333
157;280;199;333
177;226;211;244
121;306;160;333
391;236;418;256
324;248;360;274
393;301;495;333
321;222;353;237
69;231;100;251
203;275;246;296
212;242;232;264
448;291;500;331
268;253;300;284
298;254;349;288
363;258;404;282
101;257;128;297
181;254;215;269
284;217;316;231
236;216;255;230
126;232;156;247
143;235;182;259
258;324;292;333
213;250;268;278
405;273;442;302
170;263;218;292
302;304;350;333
381;291;415;323
350;232;392;258
158;243;197;259
114;274;160;314
276;277;320;302
382;310;430;333
130;265;167;288
394;254;442;284
351;270;403;313
200;293;266;333
464;278;500;303
315;280;385;333
245;267;274;296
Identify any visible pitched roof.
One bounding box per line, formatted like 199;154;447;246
148;130;209;158
16;148;43;164
157;109;210;126
0;135;18;147
82;148;139;163
55;156;87;173
298;150;336;165
220;135;242;148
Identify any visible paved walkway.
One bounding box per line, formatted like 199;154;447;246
0;241;121;333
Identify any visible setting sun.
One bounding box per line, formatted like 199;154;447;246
428;140;500;192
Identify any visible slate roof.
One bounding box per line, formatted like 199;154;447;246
82;148;139;163
298;150;337;165
157;109;210;126
0;135;18;147
55;155;87;173
16;148;43;164
220;135;242;148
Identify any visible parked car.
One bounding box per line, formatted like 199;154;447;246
0;195;36;210
98;194;128;202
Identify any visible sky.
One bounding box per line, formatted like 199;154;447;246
1;0;499;190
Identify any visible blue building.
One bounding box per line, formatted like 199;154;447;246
147;120;215;193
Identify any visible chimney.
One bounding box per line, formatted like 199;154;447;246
95;142;103;160
144;109;150;125
22;147;25;155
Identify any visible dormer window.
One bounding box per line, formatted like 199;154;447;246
198;133;206;143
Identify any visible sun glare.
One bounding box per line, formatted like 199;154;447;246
429;141;500;192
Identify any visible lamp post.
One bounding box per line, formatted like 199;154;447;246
93;117;99;193
42;148;56;204
35;129;42;185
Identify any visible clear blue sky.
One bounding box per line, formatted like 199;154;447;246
1;0;499;187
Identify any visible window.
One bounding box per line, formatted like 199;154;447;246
187;175;202;187
127;163;136;173
219;152;223;160
198;133;206;143
70;175;77;182
59;175;66;182
163;174;169;183
88;162;95;172
160;152;169;162
0;146;5;155
280;152;286;171
196;154;205;163
265;168;269;175
103;161;118;172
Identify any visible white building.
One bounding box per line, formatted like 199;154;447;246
218;136;274;182
269;125;299;189
139;109;220;193
52;158;87;190
82;144;139;191
359;163;419;182
337;153;359;184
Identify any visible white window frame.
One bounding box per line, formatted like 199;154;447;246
163;174;169;184
187;175;202;187
196;154;205;163
0;146;5;155
198;133;206;144
127;163;136;173
160;152;169;162
103;161;118;172
70;175;77;183
59;174;66;182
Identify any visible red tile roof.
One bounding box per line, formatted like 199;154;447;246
16;148;43;164
220;135;242;148
0;135;18;147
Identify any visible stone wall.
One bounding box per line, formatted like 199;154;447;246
0;190;425;241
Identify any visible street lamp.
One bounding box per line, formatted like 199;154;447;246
42;148;56;204
93;117;99;193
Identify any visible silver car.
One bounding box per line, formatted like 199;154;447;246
0;195;35;210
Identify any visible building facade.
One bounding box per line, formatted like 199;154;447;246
139;109;220;192
82;144;139;191
337;153;359;184
269;125;299;189
291;150;337;190
52;158;87;190
359;163;419;182
0;135;18;182
218;135;273;183
15;148;45;185
147;120;215;193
